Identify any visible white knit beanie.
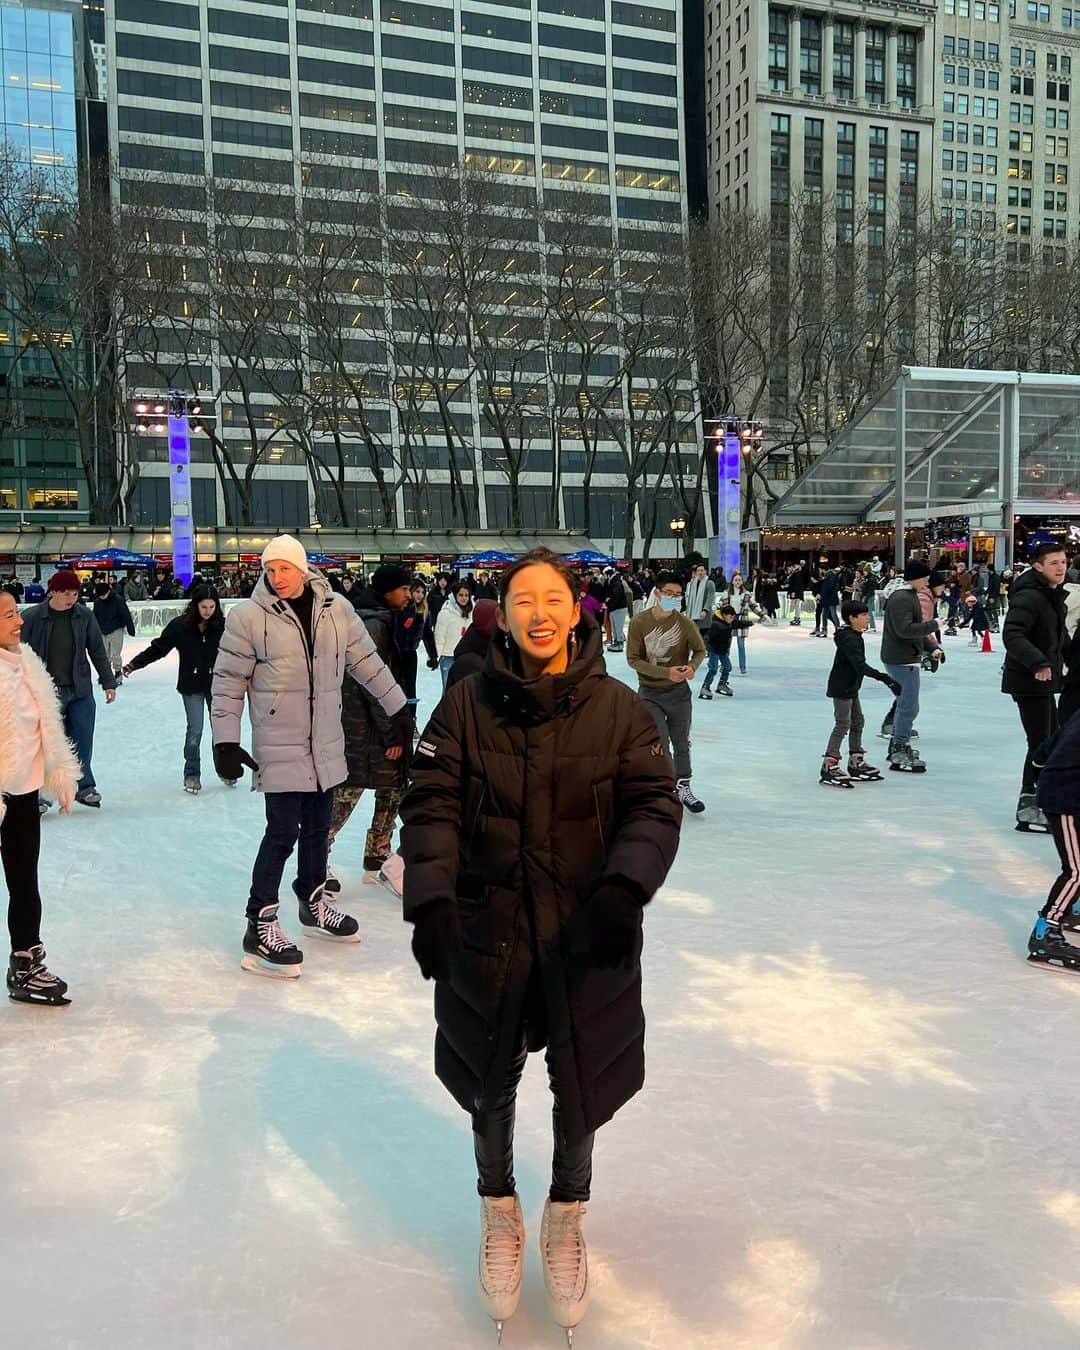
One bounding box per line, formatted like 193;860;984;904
261;534;309;572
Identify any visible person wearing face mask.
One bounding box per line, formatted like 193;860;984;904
122;584;228;794
625;571;706;813
400;548;681;1346
0;589;80;1004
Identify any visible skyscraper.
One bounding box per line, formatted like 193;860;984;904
107;0;702;557
0;0;91;522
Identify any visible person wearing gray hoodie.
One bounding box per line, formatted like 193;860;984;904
212;535;410;978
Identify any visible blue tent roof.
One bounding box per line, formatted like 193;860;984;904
562;549;623;566
58;548;158;569
454;549;518;566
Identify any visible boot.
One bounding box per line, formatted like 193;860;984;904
541;1199;589;1346
479;1194;526;1341
7;944;70;1005
888;739;926;773
820;756;853;788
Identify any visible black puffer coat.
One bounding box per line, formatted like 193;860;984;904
399;619;682;1144
341;587;410;792
126;615;223;694
1002;567;1066;697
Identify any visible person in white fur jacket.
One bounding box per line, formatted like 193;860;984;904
0;591;80;1004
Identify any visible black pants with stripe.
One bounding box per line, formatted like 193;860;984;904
1042;813;1080;924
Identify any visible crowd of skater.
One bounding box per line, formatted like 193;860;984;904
5;533;1080;1342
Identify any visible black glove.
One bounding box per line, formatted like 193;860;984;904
426;658;439;670
410;901;458;982
888;680;902;696
387;705;415;749
587;884;642;970
213;742;259;780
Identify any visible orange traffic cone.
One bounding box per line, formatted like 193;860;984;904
981;628;993;653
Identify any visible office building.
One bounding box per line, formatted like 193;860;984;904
106;0;703;557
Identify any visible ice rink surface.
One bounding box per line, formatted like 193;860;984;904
4;619;1078;1349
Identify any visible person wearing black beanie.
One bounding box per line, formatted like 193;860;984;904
880;561;942;772
326;563;416;894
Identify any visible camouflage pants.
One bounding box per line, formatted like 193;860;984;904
329;786;403;867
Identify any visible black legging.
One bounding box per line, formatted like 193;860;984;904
473;974;595;1204
1;790;42;951
1013;694;1060;794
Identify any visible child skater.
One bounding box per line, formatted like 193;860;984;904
821;600;902;788
965;592;991;646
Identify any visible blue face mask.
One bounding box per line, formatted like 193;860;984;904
658;595;681;612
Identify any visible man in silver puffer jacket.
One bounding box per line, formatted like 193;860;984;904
212;535;409;978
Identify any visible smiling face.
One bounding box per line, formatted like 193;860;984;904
0;591;21;649
498;561;580;677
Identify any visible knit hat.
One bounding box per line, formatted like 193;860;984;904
371;562;410;595
471;598;499;639
48;569;80;593
928;570;947;589
260;534;308;573
903;560;932;581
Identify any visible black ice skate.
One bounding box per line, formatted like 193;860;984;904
847;753;883;782
1028;918;1080;971
820;756;854;789
241;904;304;978
7;945;70;1006
184;775;201;794
888;739;926;773
676;779;705;813
717;681;734;696
75;788;101;807
322;864;342;895
698;687;713;700
297;885;361;942
1015;794;1050;833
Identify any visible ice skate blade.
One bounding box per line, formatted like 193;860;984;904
819;779;854;789
1015;821;1050;834
298;925;362;943
375;874;403;900
1028;951;1080;972
240;954;302;978
889;763;926;773
8;988;71;1006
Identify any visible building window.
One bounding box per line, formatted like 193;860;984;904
767;8;788;91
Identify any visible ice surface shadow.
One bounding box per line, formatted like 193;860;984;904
190;1005;549;1337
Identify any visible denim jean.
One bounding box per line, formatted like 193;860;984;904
248;789;334;919
609;608;626;645
703;650;731;690
883;664;920;742
736;633;747;672
439;655;454;689
181;692;211;777
57;687;96;793
822;604;842;635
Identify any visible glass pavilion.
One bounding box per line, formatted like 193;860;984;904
765;367;1080;565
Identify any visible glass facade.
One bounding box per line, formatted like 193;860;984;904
770;369;1080;534
109;0;695;539
0;2;84;519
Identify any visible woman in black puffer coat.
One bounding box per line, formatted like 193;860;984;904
399;548;681;1341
